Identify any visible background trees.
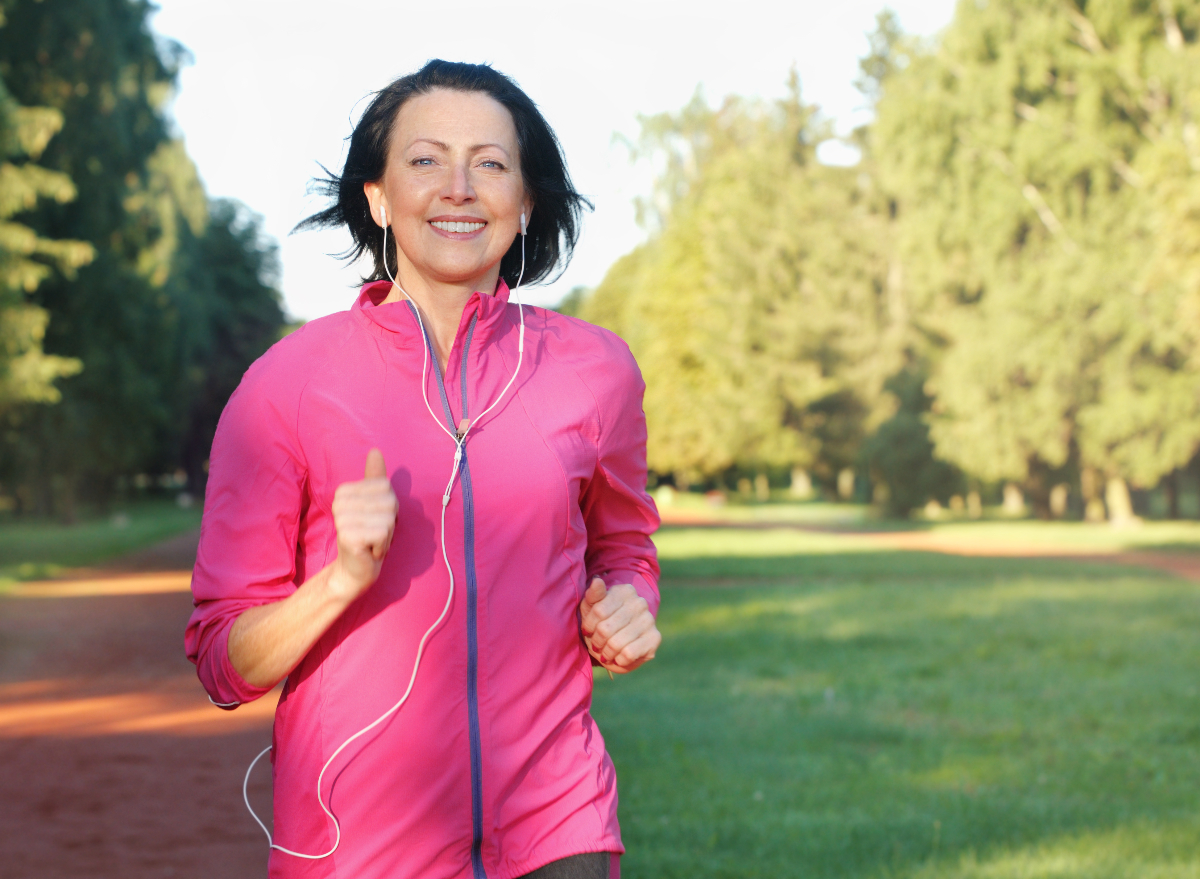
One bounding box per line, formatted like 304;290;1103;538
0;0;283;517
576;0;1200;518
872;0;1200;519
1;0;1197;521
580;81;898;491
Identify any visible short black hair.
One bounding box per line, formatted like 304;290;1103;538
296;59;592;288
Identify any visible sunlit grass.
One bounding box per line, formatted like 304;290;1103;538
657;495;1200;554
924;519;1200;553
592;526;1200;878
0;499;201;588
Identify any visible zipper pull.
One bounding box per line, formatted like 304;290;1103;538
455;417;470;441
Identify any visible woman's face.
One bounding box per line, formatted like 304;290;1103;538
366;88;531;293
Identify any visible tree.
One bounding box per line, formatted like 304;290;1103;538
0;72;92;411
167;198;284;495
871;0;1200;516
0;0;187;513
860;364;963;517
582;79;898;488
0;0;284;515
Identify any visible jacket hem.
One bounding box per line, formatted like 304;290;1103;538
494;840;624;879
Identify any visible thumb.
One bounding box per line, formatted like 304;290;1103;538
364;447;387;480
583;577;608;608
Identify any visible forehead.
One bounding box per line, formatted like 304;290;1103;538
391;88;518;153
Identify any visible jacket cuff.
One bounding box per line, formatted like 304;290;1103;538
199;620;276;708
603;570;660;617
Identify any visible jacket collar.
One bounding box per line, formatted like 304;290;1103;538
352;278;513;345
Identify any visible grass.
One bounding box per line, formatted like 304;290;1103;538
592;523;1200;878
657;492;1200;553
0;498;202;587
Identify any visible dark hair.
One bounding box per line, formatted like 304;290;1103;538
295;59;592;287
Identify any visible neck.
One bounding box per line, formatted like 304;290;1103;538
382;267;501;373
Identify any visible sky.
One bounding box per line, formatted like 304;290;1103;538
149;0;957;321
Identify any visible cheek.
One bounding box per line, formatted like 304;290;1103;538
392;182;434;218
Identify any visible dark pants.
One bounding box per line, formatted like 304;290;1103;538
518;852;611;879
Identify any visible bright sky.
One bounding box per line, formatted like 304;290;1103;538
150;0;956;321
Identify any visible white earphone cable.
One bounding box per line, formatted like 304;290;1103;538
241;207;526;860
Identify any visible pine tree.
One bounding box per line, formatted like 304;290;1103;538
0;71;92;410
0;0;284;514
871;0;1200;516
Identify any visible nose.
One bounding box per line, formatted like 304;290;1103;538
444;161;476;204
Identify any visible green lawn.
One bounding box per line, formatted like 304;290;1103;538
659;493;1200;553
0;499;202;586
594;525;1200;878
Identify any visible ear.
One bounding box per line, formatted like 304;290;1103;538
363;180;388;228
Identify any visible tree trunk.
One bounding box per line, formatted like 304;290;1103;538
1105;476;1136;527
1081;467;1105;522
1026;475;1051;519
790;467;812;499
1002;483;1026;516
966;490;983;519
52;473;78;525
1164;469;1180;520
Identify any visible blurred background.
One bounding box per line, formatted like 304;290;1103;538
1;0;1197;524
4;1;1200;877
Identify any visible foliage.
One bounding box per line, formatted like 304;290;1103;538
573;0;1200;518
0;72;92;410
873;0;1200;497
583;79;898;487
595;525;1200;876
168;198;284;493
0;0;283;515
861;365;964;516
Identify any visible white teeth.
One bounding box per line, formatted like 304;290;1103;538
431;220;485;233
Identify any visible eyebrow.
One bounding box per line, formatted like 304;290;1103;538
408;138;511;156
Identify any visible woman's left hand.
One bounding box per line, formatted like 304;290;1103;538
580;578;661;674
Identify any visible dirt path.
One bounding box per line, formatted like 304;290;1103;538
0;530;277;878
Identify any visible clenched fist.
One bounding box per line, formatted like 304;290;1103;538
580;577;661;674
329;448;399;601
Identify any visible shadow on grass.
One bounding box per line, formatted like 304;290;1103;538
595;552;1200;878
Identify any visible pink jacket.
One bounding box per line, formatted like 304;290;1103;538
186;280;660;879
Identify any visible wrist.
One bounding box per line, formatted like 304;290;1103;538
322;558;365;607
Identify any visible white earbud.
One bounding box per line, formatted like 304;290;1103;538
520;211;526;236
380;204;387;226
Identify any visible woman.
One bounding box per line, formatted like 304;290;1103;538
185;60;661;879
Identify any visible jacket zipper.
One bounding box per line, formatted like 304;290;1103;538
412;306;487;878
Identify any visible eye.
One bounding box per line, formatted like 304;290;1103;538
411;157;436;166
479;159;505;170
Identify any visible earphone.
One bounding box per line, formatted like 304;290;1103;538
241;201;528;861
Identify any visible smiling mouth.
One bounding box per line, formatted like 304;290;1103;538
430;220;486;233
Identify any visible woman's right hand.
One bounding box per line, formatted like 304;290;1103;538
227;448;399;689
329;448;399;601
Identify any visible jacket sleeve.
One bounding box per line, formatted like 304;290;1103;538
579;341;661;616
184;360;309;708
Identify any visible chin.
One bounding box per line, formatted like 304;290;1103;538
427;257;500;284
